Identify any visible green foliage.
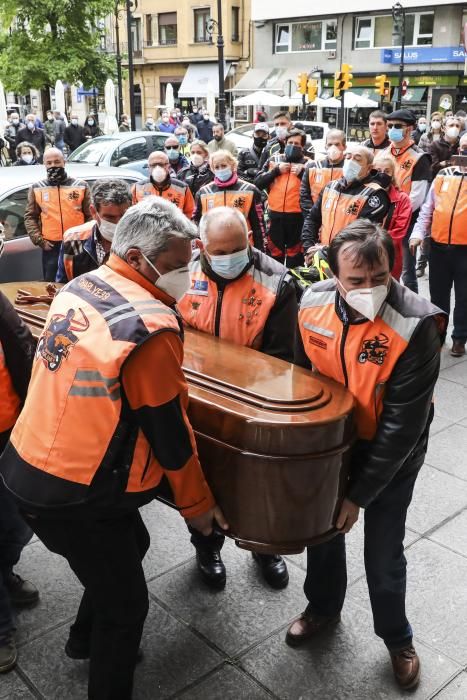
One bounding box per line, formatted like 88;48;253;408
0;0;117;92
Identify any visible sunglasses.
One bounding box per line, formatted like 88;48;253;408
165;145;180;150
388;123;408;130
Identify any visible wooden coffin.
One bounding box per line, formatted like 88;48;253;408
1;282;355;554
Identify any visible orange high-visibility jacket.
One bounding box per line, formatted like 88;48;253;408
267;160;302;214
0;341;21;434
131;178;195;218
381;143;424;194
320;181;384;245
32;179;88;241
307;162;343;204
431;172;467;245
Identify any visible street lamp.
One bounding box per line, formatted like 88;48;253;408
114;2;124;121
392;2;406;110
125;0;136;129
206;0;226;128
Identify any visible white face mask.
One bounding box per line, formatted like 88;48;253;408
71;118;78;126
418;123;426;132
151;165;167;183
327;145;342;162
97;216;117;242
22;154;34;164
343;158;362;183
339;281;388;322
446;126;460;139
431;120;441;130
191;153;204;168
275;126;288;140
142;254;191;302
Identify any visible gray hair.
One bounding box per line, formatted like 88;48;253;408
346;143;374;165
91;179;132;211
326;128;346;146
199;206;248;245
111;196;198;260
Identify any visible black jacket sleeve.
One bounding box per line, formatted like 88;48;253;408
254;163;280;191
261;275;298;362
301;190;324;251
248;188;266;252
300;164;314;213
347;317;442;508
0;292;35;402
358;188;391;223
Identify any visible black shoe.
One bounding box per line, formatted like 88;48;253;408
6;572;39;607
416;263;427;278
252;552;289;589
65;636;143;663
195;549;226;589
0;634;17;673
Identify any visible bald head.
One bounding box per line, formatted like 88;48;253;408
199;207;248;255
148;150;169;168
43;148;65;167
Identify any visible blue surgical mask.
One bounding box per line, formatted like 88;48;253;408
388;127;404;143
215;167;232;182
208;247;250;279
27;121;35;130
166;148;179;161
178;135;188;145
343;158;362;183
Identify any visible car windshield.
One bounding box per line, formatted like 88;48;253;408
68;138;117;164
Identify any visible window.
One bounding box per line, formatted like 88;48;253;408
232;6;240;41
145;15;158;46
110;138;148;166
274;19;337;53
354;12;434;49
158;12;177;45
0;189;28;240
131;17;142;57
194;7;210;43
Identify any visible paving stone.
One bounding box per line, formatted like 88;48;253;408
406;464;467;535
0;671;36;700
17;600;222;700
14;539;83;646
240;598;459;700
286;519;419;585
433;671;467;699
439;347;466;371
440;361;467;388
149;538;306;657
429;412;455;437
178;663;273;700
352;538;467;665
429;509;467;558
425;424;467;481
140;499;195;581
432;379;467;422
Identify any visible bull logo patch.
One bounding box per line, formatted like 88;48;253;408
67;191;80;201
400;159;413;171
346;201;360;216
232;196;246;210
358;333;389;366
37;308;90;372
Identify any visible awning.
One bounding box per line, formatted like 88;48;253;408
178;62;231;99
351;87;381;104
392;87;427;103
231;67;306;94
230;68;271;91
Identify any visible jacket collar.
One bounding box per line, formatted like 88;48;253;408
106;254;175;306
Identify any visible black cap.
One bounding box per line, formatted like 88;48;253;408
387;109;417;125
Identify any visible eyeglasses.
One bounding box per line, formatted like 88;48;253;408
165;145;180;150
387;123;407;130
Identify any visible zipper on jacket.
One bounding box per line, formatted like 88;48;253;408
340;323;349;388
214;287;224;336
448;174;464;245
283;171;290;212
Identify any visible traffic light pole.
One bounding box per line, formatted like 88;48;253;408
392;2;406;110
337;90;346;130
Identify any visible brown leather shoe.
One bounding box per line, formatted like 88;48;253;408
390;645;420;689
451;340;466;357
285;610;341;647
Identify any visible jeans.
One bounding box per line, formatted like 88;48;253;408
429;242;467;342
0;473;33;638
417;237;431;268
42;242;62;282
402;226;418;293
304;454;423;651
24;510;150;700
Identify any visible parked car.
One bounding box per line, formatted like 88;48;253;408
0;164;145;282
67;131;169;176
226;121;329;157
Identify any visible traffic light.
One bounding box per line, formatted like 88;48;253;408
333;71;344;98
375;74;387;96
341;64;353;91
307;78;318;103
383;80;391;101
297;72;308;95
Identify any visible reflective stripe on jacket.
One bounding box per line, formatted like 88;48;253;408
432;172;467;245
320;181;384;245
131;178;195;218
33;180;87;241
308;162;343;204
0;341;21;433
197;182;254;220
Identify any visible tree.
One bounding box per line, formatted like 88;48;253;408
0;0;117;93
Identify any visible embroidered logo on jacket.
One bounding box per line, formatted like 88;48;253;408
345;202;361;216
358;333;389;366
37;308;90;372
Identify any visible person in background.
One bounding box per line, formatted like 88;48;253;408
363;110;390;153
455;109;467;135
255;128;309;268
207;123;238;157
157;111;176;134
177;140;214;197
258;111;293;169
52;111;66;152
13;142;39;167
189;105;203;126
430;115;461;178
237;123;270;184
373;155;412;281
131;150;195;219
410;132;467;357
24;147;92;281
15;115;47;162
178;207;296;590
64;114;86;153
411;116;427;145
4;114;22;163
44;111;57;146
83;115;102;140
181;117;198;141
419;112;443;154
194;150;266;252
300;129;346;215
443;109;454;122
197;111;216;144
143;114;156;131
174;126;190;157
164;135;190;175
119;114;131;132
56;179;133;283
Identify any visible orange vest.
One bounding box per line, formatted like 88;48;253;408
178;256;282;350
0;341;21;434
132;180;192;213
431;172;467;245
62;221;95;281
308;162;343;203
268;161;302;214
381;143;423;194
320;181;384;245
33;181;87;241
9;265;181;505
198;183;254;219
299;285;422;440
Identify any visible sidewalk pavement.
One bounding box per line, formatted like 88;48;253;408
4;277;467;700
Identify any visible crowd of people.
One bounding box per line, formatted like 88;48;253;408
0;101;464;698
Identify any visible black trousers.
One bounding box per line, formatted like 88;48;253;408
429;242;467;342
24;510;150;700
267;213;304;268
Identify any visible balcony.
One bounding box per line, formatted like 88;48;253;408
143;38;177;48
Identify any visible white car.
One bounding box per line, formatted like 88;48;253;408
227;121;329;157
